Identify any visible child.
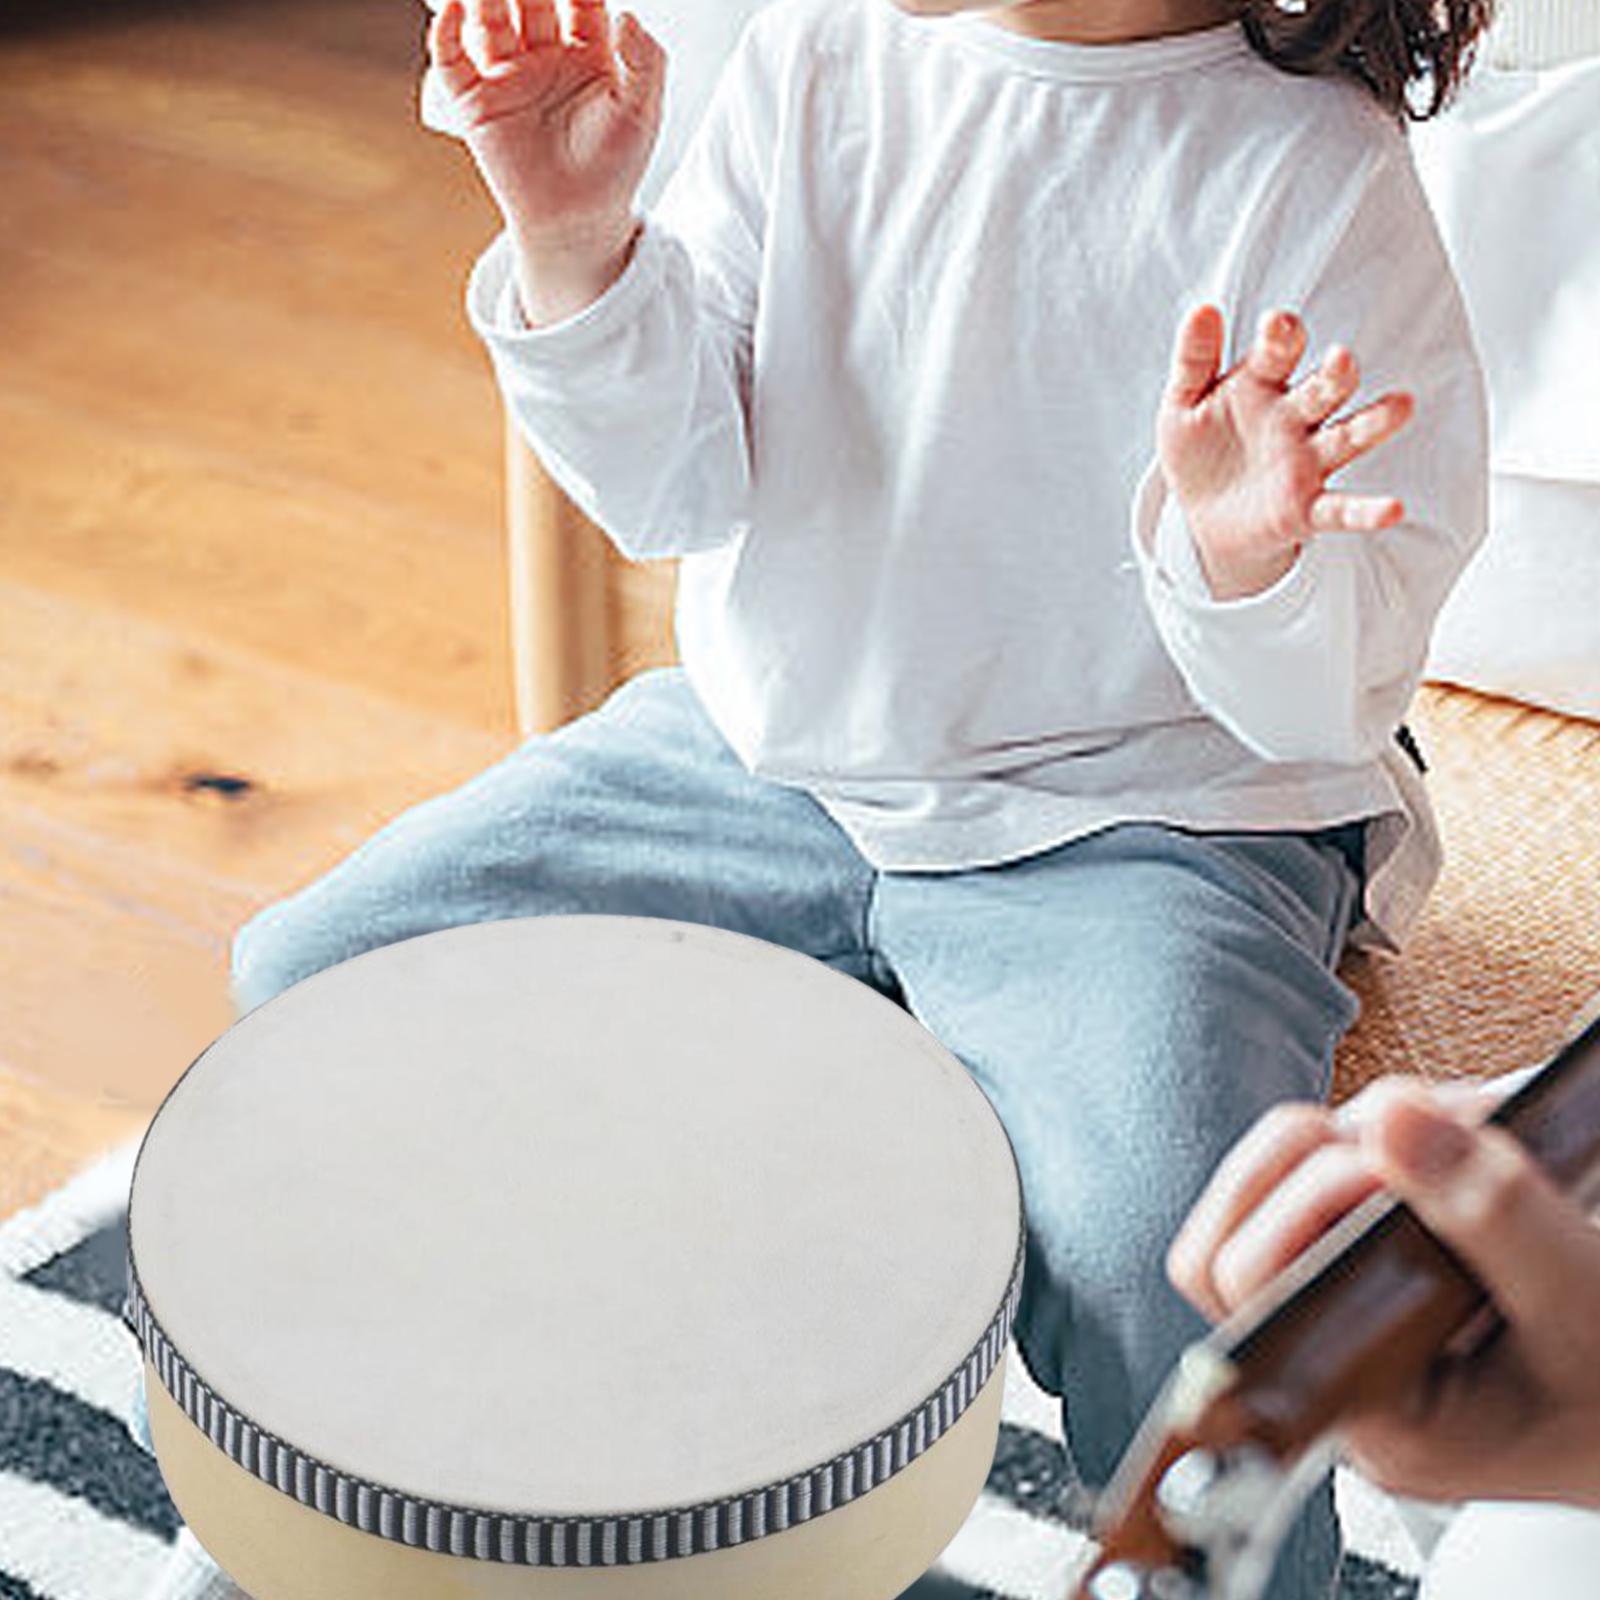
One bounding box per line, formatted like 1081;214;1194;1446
138;1;1492;1596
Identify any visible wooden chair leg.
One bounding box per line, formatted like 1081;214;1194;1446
504;413;618;738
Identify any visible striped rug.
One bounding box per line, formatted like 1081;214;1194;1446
0;1138;1427;1600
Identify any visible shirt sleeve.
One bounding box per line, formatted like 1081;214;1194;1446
1129;135;1490;767
464;9;781;562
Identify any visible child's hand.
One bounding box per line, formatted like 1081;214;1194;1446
427;0;665;253
1155;306;1416;601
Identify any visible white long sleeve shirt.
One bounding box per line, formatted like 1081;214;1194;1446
466;0;1488;952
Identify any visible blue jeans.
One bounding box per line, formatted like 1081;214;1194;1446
132;666;1363;1598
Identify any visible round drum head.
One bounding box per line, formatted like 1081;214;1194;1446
126;916;1024;1594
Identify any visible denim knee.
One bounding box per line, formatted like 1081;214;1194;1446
227;891;353;1016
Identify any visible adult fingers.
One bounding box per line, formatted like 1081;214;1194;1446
1244;309;1307;388
1167;1102;1339;1321
1210;1140;1385;1310
1366;1087;1600;1380
428;0;482;94
1333;1073;1496;1141
1308;493;1405;534
1164;304;1225;410
1311;391;1415;476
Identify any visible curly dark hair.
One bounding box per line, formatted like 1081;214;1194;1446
1238;0;1498;122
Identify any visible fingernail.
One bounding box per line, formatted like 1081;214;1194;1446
1386;1105;1473;1182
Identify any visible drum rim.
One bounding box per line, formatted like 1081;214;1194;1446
121;1214;1024;1566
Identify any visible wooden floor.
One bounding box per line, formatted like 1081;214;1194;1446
0;0;521;1220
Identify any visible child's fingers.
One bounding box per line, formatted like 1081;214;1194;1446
521;0;561;47
1287;345;1359;430
568;0;612;51
1309;493;1405;533
1245;308;1307;388
471;0;523;65
614;12;666;119
1166;1102;1339;1321
1164;304;1225;410
1312;391;1414;476
526;0;563;47
429;0;482;94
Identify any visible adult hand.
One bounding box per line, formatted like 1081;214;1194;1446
1166;1075;1600;1507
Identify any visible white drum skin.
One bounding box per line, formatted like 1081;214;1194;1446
127;916;1026;1599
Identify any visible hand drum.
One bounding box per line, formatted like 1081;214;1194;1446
124;915;1025;1599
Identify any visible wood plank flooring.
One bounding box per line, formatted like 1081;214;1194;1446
0;0;521;1218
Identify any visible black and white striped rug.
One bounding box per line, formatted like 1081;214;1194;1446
0;1139;1427;1599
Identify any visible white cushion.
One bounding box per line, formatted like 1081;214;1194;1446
1482;0;1600;69
1427;476;1600;720
1413;47;1600;719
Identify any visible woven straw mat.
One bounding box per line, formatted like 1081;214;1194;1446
1333;683;1600;1100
